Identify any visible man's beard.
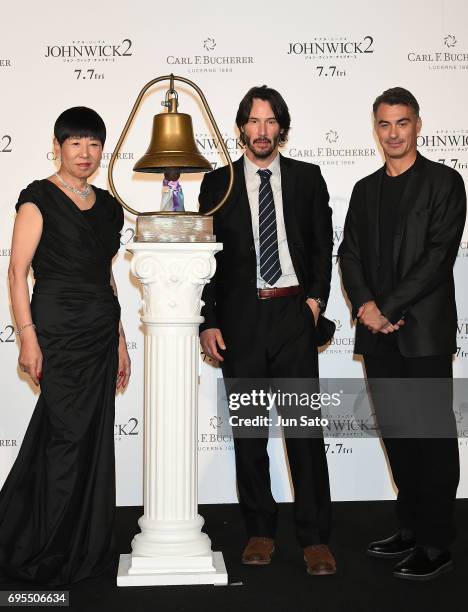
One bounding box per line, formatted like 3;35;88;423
245;134;280;159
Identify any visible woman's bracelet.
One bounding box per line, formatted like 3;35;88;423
16;322;36;336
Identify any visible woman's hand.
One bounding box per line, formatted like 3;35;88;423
18;330;43;386
116;336;131;391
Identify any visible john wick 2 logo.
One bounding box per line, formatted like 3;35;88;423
45;39;133;62
417;130;468;174
287;36;374;57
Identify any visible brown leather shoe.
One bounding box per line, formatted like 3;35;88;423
242;537;275;565
304;544;336;575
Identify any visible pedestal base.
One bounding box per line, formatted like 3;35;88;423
117;551;228;586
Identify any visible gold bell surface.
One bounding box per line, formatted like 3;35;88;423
133;112;212;174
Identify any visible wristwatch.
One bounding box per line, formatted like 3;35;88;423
309;297;327;312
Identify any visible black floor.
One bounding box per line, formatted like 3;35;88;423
4;500;467;612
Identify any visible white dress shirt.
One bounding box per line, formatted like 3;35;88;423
244;154;299;289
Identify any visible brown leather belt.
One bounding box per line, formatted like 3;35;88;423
257;285;303;299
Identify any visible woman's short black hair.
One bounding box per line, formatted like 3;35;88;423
372;87;420;117
235;85;291;145
54;106;106;145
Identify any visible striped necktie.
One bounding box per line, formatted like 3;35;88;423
258;168;282;286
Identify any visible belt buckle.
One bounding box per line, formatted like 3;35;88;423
257;287;274;300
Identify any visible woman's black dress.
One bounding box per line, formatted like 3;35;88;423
0;179;124;585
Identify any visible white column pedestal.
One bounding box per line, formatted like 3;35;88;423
117;242;227;587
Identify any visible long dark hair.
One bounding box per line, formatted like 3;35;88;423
235;85;291;145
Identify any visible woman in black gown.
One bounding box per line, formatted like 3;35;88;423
0;107;131;585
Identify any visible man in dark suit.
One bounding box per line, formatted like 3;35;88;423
339;87;466;581
199;86;335;575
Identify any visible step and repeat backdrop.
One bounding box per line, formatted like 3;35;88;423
1;0;468;505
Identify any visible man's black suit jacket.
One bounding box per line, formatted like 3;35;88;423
338;153;467;357
198;154;333;356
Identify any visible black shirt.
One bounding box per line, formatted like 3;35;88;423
377;163;414;351
379;166;412;295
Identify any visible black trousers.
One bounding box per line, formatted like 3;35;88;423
363;349;460;549
221;294;331;547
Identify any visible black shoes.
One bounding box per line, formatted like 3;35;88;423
393;547;453;581
367;532;416;559
368;533;453;581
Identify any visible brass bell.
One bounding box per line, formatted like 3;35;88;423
133;97;212;174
